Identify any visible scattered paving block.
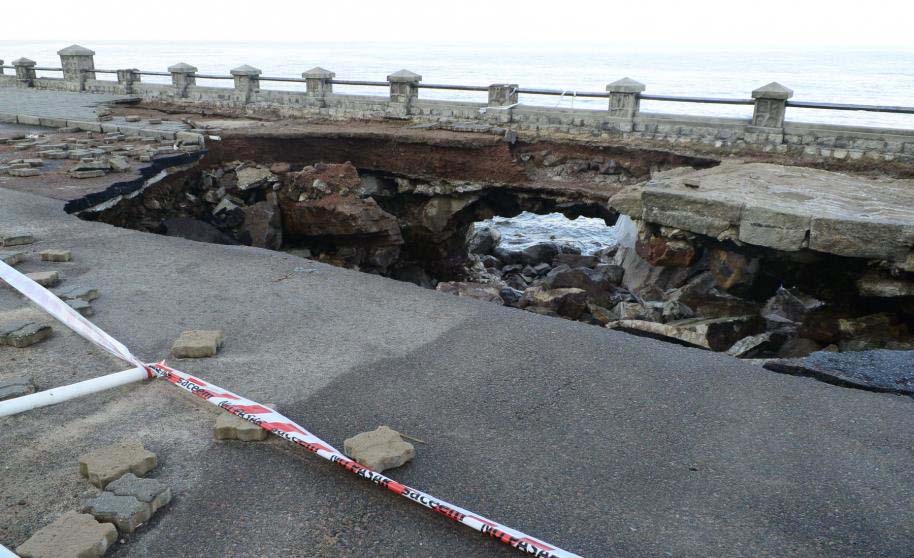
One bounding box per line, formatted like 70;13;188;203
8;168;40;177
0;322;52;348
0;376;35;401
106;473;172;514
24;159;43;167
78;442;157;488
171;330;224;358
124;115;141;122
40;249;72;262
0;250;26;265
26;271;60;288
82;492;151;533
148;119;162;125
1;232;34;247
16;511;117;558
54;285;99;302
108;156;131;172
343;426;415;472
42;150;69;159
215;404;275;442
67;298;94;317
70;169;106;179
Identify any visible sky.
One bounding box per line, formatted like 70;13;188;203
4;0;914;47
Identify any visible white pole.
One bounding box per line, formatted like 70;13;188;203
0;366;148;418
0;543;19;557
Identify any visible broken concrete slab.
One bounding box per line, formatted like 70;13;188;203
82;492;151;533
608;315;763;352
343;426;415;472
78;442;157;488
215;404;275;442
171;330;224;358
25;271;60;288
53;285;99;302
105;473;172;514
39;249;72;262
764;349;914;395
0;376;35;401
0;322;52;348
16;511;117;558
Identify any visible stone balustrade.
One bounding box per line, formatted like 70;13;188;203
2;44;914;165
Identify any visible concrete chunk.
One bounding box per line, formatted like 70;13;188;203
1;232;34;247
343;426;415;472
26;270;60;287
0;322;52;348
40;249;72;262
106;473;172;513
54;285;99;302
0;376;35;401
16;511;117;558
78;442;157;488
172;330;224;358
82;492;151;533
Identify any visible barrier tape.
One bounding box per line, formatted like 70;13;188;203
0;260;582;558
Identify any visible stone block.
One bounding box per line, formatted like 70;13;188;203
0;322;52;348
16;511;117;558
78;442;157;488
82;492;151;533
70;169;106;179
106;473;172;514
0;250;26;265
67;298;94;317
40;249;72;262
215;404;275;442
343;426;415;472
1;232;34;247
54;285;99;302
0;376;35;401
26;271;60;287
8;167;39;177
171;330;224;358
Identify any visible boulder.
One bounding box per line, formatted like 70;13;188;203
436;282;504;305
856;272;914;298
241;193;282;250
466;225;502;255
661;299;695;322
499;286;524;306
520;242;578;266
519;286;588;319
635;233;698;267
727;332;782;358
777;337;822;358
613;301;662;322
553;253;600;268
709;248;759;291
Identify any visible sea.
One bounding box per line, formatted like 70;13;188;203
3;41;911;251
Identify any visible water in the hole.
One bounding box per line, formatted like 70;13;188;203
478;212;627;254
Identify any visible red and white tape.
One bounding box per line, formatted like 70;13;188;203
0;260;582;558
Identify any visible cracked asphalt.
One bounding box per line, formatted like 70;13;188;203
1;184;913;557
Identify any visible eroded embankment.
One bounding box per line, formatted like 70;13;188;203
69;126;914;361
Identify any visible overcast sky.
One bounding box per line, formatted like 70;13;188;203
4;0;914;47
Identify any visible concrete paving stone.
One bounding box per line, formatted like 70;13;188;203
66;298;94;317
0;232;34;246
0;322;52;348
8;167;39;176
82;492;152;533
24;158;43;167
78;442;157;488
0;376;35;401
106;473;172;513
343;426;415;472
215;404;275;442
0;250;26;265
54;285;99;302
25;270;60;287
15;511;117;558
39;249;72;262
70;169;107;179
171;329;224;358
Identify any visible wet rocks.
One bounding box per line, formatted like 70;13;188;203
343;426;415;472
466;225;501;255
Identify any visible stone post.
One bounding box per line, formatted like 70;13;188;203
231;64;261;103
117;69;141;94
387;70;421;115
488;83;518;106
12;58;36;87
606;78;645;129
303;67;335;98
58;44;96;90
168;62;198;97
751;82;793;128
